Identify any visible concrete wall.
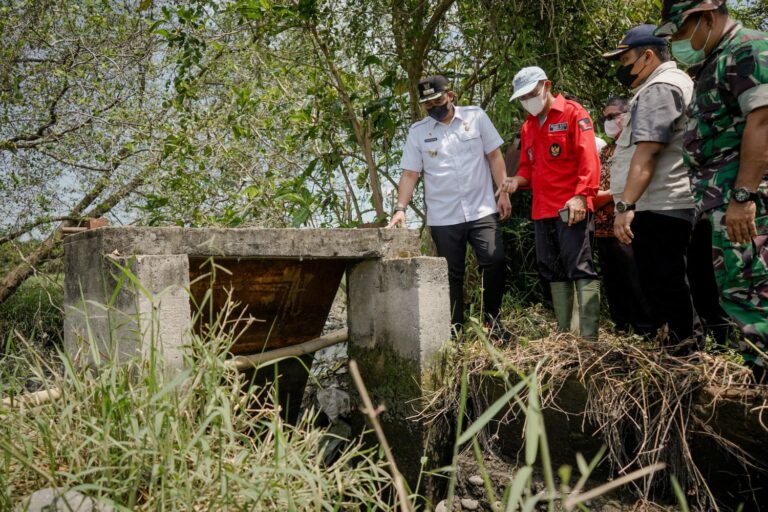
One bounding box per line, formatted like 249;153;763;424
63;227;454;481
348;257;451;365
63;228;422;371
64;253;190;371
347;256;452;499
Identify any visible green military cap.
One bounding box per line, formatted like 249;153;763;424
654;0;725;37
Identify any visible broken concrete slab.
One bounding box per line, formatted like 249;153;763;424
15;488;114;512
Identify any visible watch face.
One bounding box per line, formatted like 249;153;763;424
616;201;627;213
734;188;750;202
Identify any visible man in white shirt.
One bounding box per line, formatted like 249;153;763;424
388;75;511;334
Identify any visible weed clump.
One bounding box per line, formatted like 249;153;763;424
0;318;394;510
422;308;766;511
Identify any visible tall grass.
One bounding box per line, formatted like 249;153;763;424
0;264;685;511
0;273;395;510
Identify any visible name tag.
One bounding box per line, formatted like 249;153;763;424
424;137;438;143
549;123;568;133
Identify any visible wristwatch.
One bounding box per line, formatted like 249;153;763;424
615;200;636;213
393;206;407;213
732;187;760;204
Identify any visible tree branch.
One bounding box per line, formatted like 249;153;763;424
307;24;386;220
0;216;80;247
0;154;157;305
415;0;456;64
2;83;69;146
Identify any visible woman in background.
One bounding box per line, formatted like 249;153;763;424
594;97;653;334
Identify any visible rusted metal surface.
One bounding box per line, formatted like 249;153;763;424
188;257;347;354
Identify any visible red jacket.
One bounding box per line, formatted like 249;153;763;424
517;94;600;220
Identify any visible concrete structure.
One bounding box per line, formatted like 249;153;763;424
63;227;451;492
348;257;453;498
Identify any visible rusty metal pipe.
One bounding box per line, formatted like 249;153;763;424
1;328;349;409
227;328;348;371
1;386;62;408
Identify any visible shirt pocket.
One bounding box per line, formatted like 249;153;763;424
544;134;571;161
458;130;483;152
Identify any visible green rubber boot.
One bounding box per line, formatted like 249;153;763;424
576;279;601;341
550;281;574;332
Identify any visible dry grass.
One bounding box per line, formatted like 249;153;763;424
421;305;767;511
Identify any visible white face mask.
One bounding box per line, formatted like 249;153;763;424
521;86;547;116
604;117;623;139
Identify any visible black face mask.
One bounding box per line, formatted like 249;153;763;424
616;54;645;88
427;102;451;121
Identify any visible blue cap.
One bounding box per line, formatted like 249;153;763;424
602;24;669;60
510;66;548;101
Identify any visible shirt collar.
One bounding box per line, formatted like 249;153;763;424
525;94;565;123
550;94;566;113
688;22;743;78
633;61;679;92
429;105;464;128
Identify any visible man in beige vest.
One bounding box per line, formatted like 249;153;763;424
602;24;703;350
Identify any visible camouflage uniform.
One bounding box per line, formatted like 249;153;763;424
658;2;768;364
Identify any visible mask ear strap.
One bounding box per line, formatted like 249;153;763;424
690;16;703;40
700;18;713;53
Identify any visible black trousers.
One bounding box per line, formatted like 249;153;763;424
431;214;506;328
595;236;654;334
687;217;732;345
533;215;598;283
631;211;702;345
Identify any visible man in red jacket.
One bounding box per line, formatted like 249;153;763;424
501;67;602;339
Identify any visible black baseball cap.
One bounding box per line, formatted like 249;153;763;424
418;76;450;103
602;24;669;60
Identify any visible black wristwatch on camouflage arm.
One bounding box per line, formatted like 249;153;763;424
732;187;760;204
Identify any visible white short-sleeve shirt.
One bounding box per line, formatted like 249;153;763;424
400;106;504;226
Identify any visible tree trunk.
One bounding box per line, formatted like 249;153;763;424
0;165;152;305
309;26;386;221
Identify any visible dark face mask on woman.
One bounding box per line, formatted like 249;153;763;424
615;53;646;88
427;101;451;121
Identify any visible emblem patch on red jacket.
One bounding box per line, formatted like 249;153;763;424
549;143;562;157
577;118;593;131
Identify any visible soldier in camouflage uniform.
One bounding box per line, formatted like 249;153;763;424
656;0;768;369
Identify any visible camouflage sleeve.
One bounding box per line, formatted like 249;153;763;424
728;39;768;115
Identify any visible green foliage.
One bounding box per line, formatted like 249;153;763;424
0;275;395;510
731;0;768;31
0;276;62;348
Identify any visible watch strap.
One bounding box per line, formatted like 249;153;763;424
733;188;760;203
616;200;636;213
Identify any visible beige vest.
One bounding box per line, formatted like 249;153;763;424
610;62;695;211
